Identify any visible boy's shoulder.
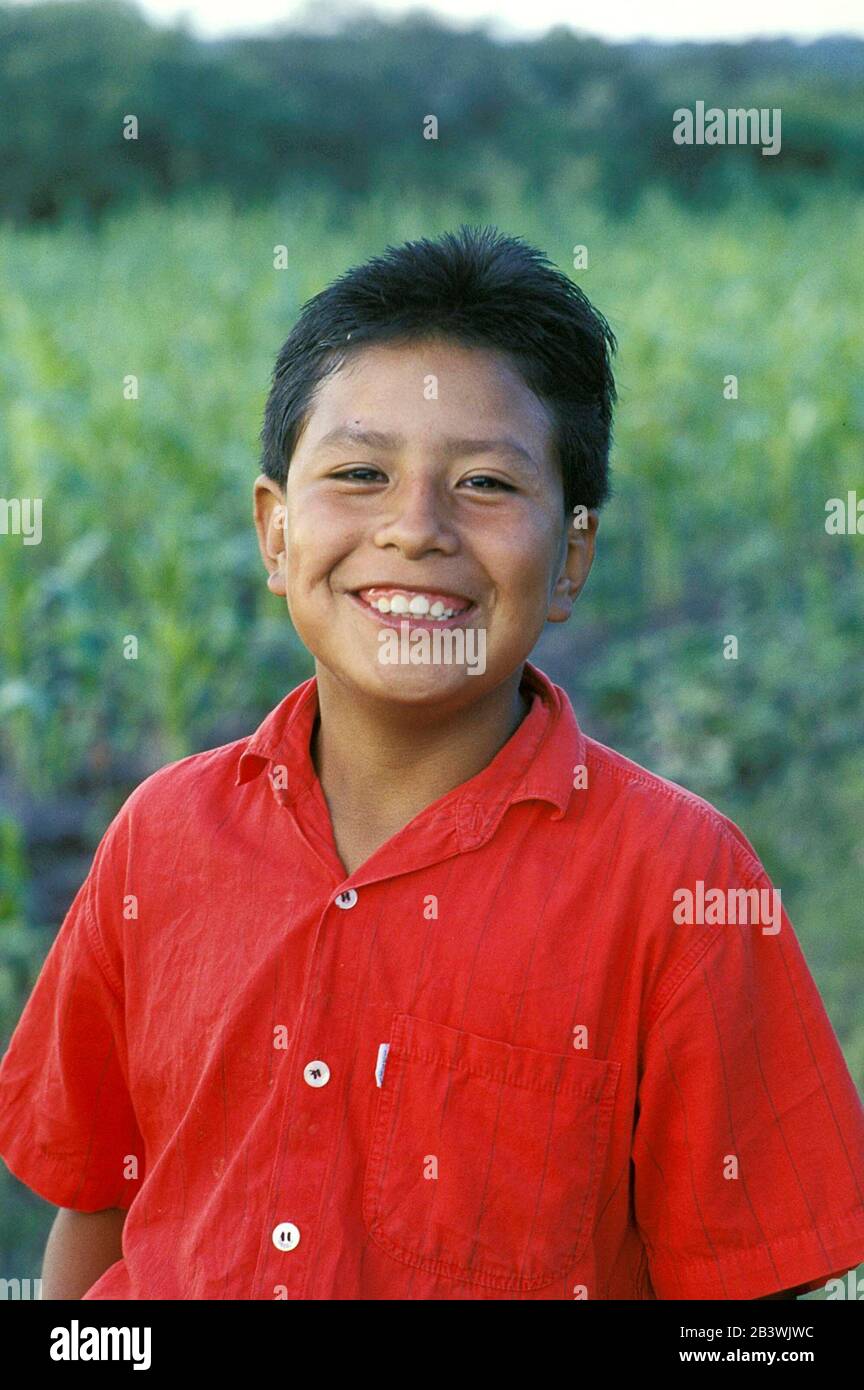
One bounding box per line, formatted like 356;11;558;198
580;731;766;885
113;734;254;832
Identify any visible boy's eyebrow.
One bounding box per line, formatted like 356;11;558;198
314;426;539;472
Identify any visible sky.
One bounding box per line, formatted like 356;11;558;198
20;0;864;42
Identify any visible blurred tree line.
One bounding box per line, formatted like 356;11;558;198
1;0;864;225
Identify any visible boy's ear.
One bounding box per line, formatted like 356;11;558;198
253;475;287;597
547;509;599;623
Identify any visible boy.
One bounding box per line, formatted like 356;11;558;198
1;226;863;1300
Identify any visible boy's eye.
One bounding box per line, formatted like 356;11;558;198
461;475;516;492
331;466;387;482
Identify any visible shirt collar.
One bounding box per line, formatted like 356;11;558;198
234;660;585;830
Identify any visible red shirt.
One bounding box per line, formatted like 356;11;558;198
1;661;863;1300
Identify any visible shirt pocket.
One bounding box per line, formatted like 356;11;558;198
362;1012;621;1293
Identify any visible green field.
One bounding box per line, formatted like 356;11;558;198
1;184;863;1292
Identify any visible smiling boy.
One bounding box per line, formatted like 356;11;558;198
1;226;863;1300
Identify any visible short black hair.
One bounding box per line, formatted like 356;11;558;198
259;224;617;514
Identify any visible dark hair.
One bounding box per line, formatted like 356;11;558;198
259;224;617;514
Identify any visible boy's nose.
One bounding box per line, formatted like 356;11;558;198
372;480;458;556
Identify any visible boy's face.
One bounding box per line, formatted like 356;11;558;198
254;337;597;710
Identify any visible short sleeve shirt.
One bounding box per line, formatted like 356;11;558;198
1;660;862;1299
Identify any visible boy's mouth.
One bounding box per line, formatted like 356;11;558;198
348;586;478;628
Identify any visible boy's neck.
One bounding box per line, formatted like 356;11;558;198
310;665;532;838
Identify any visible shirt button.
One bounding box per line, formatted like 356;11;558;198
303;1060;330;1087
272;1222;300;1251
334;888;358;910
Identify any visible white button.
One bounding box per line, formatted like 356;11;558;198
334;888;358;910
272;1222;300;1251
304;1060;330;1087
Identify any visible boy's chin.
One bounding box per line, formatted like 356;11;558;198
321;657;490;706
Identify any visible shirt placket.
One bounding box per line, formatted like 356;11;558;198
251;873;367;1299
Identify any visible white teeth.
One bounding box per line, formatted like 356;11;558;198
365;592;467;619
